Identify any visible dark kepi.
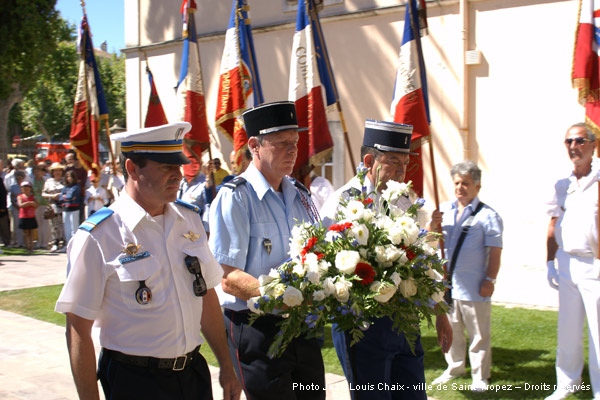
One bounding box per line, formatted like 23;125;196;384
362;119;415;154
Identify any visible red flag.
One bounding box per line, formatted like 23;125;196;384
176;0;210;180
289;0;334;183
572;0;600;138
69;15;107;179
215;0;263;171
390;0;430;197
144;65;168;128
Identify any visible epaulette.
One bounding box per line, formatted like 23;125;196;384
79;207;114;232
175;199;202;215
289;177;310;195
343;187;362;198
223;176;247;190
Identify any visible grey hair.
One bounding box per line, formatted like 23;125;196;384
450;160;481;185
11;158;23;168
569;123;596;141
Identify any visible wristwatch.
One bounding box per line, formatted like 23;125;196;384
485;276;496;284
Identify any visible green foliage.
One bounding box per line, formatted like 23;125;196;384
0;0;64;100
97;53;126;125
18;38;78;139
11;21;126;141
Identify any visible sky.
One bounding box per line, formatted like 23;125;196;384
55;0;125;54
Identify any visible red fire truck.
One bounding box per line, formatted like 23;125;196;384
35;142;72;163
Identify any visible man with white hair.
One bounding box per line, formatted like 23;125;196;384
545;123;600;400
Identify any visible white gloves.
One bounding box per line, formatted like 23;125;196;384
547;260;559;290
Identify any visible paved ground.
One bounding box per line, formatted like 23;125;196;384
0;252;557;400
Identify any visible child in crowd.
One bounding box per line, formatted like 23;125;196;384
17;181;37;253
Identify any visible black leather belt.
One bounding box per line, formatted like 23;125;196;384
102;345;201;371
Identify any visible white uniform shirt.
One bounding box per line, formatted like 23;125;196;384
547;160;599;257
85;185;108;212
55;190;223;358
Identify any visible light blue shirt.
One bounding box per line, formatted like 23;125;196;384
178;174;206;208
208;163;315;310
441;196;503;302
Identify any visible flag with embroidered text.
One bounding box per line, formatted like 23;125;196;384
176;0;210;179
289;0;334;182
215;0;263;170
572;0;600;138
390;0;430;197
69;15;107;179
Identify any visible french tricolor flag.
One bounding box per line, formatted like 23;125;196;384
215;0;263;169
390;0;430;196
176;0;210;179
572;0;600;136
289;0;334;181
69;15;107;179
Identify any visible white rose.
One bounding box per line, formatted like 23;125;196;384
322;277;336;296
305;270;321;284
349;223;369;246
385;245;401;262
375;215;394;230
292;262;306;277
390;272;402;287
370;281;396;303
246;296;264;314
343;199;365;221
268;268;280;279
312;290;326;301
258;274;275;287
334;278;352;303
318;260;330;272
304;253;319;269
431;288;445;303
375;246;387;263
399;278;418;298
282;286;304;307
362;208;375;222
335;250;361;274
387;222;404;245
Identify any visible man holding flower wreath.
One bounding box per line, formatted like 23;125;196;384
209;101;325;400
321;119;452;400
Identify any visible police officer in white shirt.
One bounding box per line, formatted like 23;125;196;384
55;122;241;400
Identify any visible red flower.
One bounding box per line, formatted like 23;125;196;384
355;262;376;286
362;198;373;206
300;237;319;258
329;222;353;232
314;252;325;260
401;246;417;261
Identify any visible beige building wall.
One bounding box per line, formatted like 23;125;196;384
124;0;584;272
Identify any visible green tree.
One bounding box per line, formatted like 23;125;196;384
11;20;126;145
0;0;64;157
18;23;78;141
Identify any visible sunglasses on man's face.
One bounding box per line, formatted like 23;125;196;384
184;255;207;297
564;137;593;146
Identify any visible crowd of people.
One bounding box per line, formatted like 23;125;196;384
48;105;600;400
0;151;124;253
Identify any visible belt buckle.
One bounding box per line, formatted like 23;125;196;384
172;355;187;371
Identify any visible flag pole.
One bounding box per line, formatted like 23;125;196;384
240;1;263;105
308;0;356;172
407;0;444;257
189;6;215;198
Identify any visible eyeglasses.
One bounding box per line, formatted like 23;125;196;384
184;255;207;297
564;137;594;146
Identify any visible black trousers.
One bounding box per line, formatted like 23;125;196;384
224;309;325;400
332;317;426;400
97;348;212;400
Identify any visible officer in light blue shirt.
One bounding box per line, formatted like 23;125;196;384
209;101;324;400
